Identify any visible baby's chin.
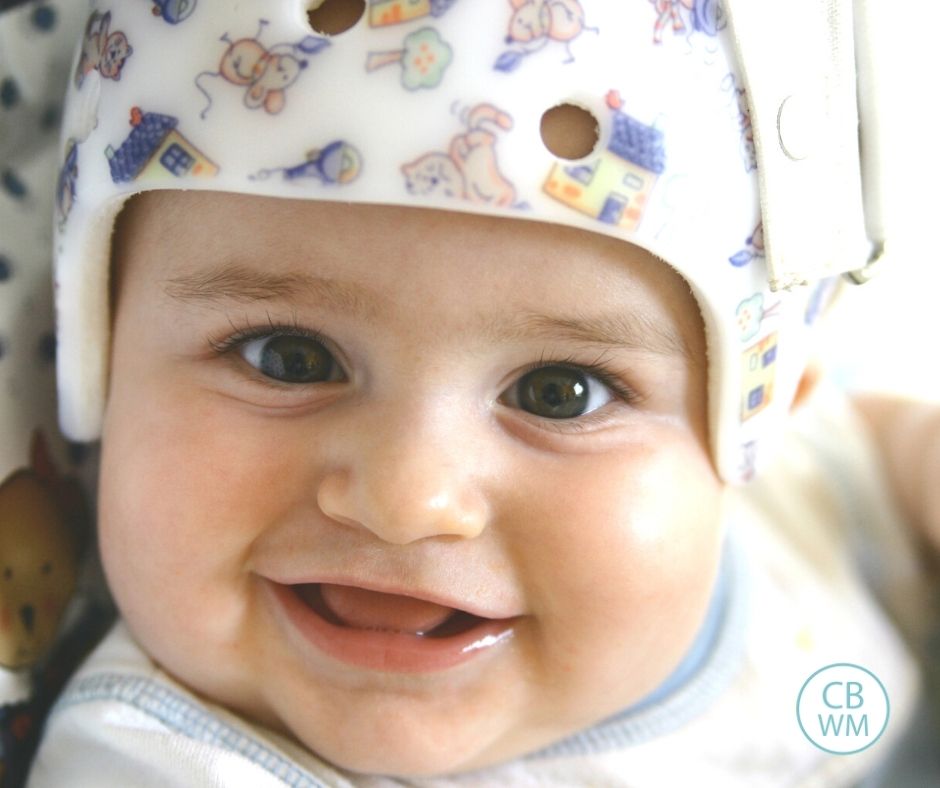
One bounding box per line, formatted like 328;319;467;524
262;668;651;779
272;702;529;778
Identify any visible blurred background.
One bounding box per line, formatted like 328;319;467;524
818;2;940;403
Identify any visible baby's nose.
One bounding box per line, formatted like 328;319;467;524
316;413;491;544
319;471;489;544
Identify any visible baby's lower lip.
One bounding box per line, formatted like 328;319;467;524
266;582;516;673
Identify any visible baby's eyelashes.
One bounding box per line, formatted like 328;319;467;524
214;326;636;426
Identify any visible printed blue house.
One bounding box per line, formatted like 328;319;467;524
106;107;218;184
544;91;664;231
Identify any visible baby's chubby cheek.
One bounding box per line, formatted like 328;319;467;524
507;426;724;731
96;383;285;699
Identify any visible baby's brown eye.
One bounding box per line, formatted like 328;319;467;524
510;365;613;419
242;335;338;384
517;366;592;419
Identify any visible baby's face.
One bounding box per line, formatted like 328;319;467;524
101;191;724;775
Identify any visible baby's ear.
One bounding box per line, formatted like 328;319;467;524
790;361;822;413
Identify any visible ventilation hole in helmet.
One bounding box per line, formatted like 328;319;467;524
540;104;599;160
306;0;365;36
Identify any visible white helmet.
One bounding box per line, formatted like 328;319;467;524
54;0;883;481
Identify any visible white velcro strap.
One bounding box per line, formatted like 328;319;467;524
723;0;873;291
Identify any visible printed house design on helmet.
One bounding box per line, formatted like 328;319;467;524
543;92;664;231
106;107;218;184
740;331;778;421
368;0;457;28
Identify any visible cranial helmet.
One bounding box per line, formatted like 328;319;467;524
53;0;887;482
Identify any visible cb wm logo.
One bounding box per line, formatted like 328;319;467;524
796;663;889;754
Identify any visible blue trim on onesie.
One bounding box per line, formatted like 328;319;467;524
625;533;732;714
529;527;749;758
54;673;331;788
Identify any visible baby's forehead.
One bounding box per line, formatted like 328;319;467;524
124;189;688;291
117;190;705;361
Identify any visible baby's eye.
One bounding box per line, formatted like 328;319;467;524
504;364;615;419
239;334;342;384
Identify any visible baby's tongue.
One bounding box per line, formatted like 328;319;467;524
319;583;455;634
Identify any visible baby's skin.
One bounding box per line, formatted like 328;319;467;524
100;191;725;776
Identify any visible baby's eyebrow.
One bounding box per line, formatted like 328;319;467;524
164;264;382;320
492;312;693;361
163;264;692;360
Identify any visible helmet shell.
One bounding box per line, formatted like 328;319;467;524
54;0;841;481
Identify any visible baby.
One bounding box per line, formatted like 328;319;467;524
22;0;940;784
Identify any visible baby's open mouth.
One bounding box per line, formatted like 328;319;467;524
292;583;487;638
269;579;518;672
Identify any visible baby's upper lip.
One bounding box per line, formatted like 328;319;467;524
262;574;523;621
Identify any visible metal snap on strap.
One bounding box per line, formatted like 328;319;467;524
844;240;887;285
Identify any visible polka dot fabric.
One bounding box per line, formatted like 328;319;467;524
0;12;108;778
0;0;87;485
0;4;106;779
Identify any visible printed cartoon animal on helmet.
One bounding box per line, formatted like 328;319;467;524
506;0;587;46
74;10;133;88
402;104;518;206
650;0;724;44
495;0;596;70
195;21;328;117
216;37;306;115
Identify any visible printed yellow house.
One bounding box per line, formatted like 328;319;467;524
544;97;665;232
106;106;218;184
370;0;429;26
369;0;457;27
741;331;778;421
